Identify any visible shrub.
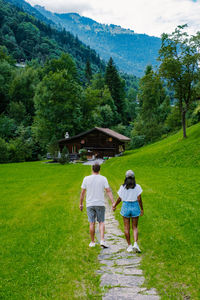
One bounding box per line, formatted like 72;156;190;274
0;138;9;163
8;138;32;162
130;135;145;149
59;146;69;165
47;135;59;162
79;148;87;161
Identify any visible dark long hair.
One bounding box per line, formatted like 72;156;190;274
123;176;136;189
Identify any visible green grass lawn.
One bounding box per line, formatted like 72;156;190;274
1;123;200;299
102;123;200;299
0;162;101;299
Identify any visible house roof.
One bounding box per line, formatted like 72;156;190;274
59;127;131;142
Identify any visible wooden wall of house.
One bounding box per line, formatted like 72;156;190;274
59;129;126;157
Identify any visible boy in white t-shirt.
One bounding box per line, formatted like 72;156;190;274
80;163;114;248
113;170;144;253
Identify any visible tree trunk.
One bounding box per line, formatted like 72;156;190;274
182;110;187;138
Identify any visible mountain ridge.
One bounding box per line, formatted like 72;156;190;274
4;0;161;76
34;5;161;76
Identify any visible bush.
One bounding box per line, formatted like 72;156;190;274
8;138;32;162
47;135;59;162
0;115;16;140
59;146;69;165
79;148;87;161
0;138;9;163
130;135;145;149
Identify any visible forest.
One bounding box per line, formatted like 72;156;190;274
0;0;200;163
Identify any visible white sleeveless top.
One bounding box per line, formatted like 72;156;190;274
117;184;143;202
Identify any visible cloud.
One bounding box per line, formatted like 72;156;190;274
27;0;92;14
26;0;200;37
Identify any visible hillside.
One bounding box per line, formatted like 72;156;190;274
102;123;200;298
34;6;161;77
126;123;200;168
4;0;54;25
35;6;161;77
1;0;104;75
6;0;161;77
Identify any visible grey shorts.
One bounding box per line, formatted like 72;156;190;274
87;206;105;223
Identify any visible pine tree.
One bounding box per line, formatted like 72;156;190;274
85;60;92;84
105;57;126;122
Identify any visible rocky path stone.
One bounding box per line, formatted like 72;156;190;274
97;199;160;300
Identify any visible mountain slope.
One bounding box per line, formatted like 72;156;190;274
34;6;161;77
5;0;54;25
102;122;200;299
1;0;104;75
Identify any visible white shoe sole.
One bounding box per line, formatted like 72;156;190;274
127;249;133;253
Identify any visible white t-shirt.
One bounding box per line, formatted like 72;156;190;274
81;174;109;207
117;184;143;202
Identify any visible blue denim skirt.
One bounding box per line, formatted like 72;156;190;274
120;201;140;218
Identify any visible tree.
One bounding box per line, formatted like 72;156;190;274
132;65;170;144
59;146;69;164
85;60;92;84
82;85;117;128
9;67;39;124
47;135;59;161
105;57;126;121
158;25;200;138
0;50;14;114
33;66;83;150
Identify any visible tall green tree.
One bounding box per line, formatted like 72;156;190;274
82;85;117;128
0;46;15;114
105;57;126;121
85;59;92;84
9;67;39;124
33;57;83;150
132;65;170;143
158;25;200;138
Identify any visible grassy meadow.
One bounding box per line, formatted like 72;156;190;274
103;123;200;299
1;123;200;299
0;162;102;299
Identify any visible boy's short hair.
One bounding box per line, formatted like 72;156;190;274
92;163;100;173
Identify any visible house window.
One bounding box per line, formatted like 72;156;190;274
108;137;112;142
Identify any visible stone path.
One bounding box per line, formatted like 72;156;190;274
97;199;160;300
83;159;104;165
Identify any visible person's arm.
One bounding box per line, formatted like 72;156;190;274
79;189;86;211
137;194;144;216
112;197;122;211
105;187;115;206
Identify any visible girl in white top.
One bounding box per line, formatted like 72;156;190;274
113;170;144;253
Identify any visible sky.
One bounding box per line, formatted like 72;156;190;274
26;0;200;37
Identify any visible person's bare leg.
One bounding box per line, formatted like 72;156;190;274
99;222;105;241
132;217;139;242
89;222;95;242
123;217;131;245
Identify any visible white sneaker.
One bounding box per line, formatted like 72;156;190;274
127;245;133;252
100;240;109;248
133;242;141;253
89;241;96;247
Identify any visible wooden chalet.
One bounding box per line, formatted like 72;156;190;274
58;127;130;159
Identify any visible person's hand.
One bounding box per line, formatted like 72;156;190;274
140;209;144;216
79;204;83;211
112;203;116;211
